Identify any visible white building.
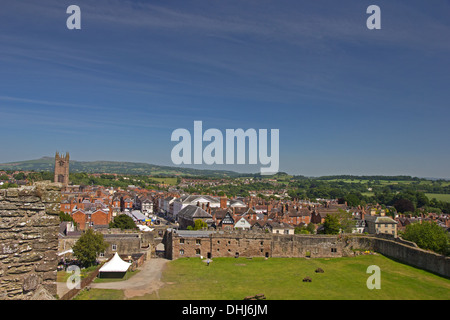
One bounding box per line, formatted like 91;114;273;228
234;216;252;230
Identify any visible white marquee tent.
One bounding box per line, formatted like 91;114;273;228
98;252;132;278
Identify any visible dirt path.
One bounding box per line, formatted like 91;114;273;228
89;258;169;299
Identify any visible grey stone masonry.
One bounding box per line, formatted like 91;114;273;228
0;181;61;300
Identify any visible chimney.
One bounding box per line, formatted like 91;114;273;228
220;195;227;209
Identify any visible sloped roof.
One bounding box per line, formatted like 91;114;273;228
99;253;131;273
178;205;212;220
178;195;220;204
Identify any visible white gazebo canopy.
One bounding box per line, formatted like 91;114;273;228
99;252;132;273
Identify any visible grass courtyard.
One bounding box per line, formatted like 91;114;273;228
75;254;450;300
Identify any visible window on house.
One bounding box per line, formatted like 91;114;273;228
112;244;117;251
179;249;184;255
331;248;337;253
180;239;184;244
196;239;201;245
195;249;201;255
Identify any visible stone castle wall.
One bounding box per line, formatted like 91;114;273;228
0;182;61;300
349;235;450;278
167;230;346;260
166;231;450;278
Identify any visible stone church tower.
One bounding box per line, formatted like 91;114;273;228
54;152;69;186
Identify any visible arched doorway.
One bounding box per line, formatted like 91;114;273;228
155;243;165;258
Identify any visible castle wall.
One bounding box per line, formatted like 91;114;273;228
168;231;345;260
0;182;61;300
357;236;450;278
271;234;344;258
166;231;450;278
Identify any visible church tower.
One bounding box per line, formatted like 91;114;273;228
54;152;70;186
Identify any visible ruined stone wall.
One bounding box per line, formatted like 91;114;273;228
166;230;450;278
167;231;449;278
0;182;61;300
169;230;272;260
371;236;449;278
168;231;345;260
59;232;144;261
345;235;450;278
271;234;345;258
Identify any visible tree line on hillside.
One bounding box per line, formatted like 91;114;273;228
287;180;450;215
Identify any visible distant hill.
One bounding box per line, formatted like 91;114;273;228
0;156;242;177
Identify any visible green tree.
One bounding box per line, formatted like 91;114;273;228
323;214;341;235
187;219;208;230
402;221;449;255
394;198;415;214
109;214;137;230
13;172;26;180
345;193;361;207
306;223;316;234
294;226;310;234
59;211;75;223
72;229;108;267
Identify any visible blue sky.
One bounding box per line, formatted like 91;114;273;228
0;0;449;177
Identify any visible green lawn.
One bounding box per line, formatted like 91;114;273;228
425;193;450;203
149;177;178;185
57;265;100;283
73;255;450;300
74;288;125;300
143;255;449;300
